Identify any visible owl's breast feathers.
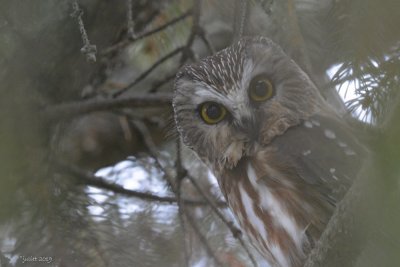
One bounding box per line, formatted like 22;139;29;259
217;114;366;267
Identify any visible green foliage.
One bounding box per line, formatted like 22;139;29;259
331;46;400;123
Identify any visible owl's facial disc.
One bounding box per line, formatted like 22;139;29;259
173;36;320;170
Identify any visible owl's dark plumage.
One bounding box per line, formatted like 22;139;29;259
173;36;366;267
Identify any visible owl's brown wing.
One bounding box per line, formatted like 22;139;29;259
271;114;367;205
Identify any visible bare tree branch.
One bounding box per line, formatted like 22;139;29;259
187;174;258;267
54;159;226;207
149;72;177;93
112;47;184;97
304;175;368;267
177;183;191;267
70;0;97;62
233;0;250;41
284;0;312;74
42;93;172;121
184;207;225;267
126;0;136;38
131;110;225;267
198;27;215;54
101;10;192;56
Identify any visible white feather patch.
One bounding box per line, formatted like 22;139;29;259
247;163;304;252
324;129;336;139
238;184;268;242
271;244;290;267
304;121;313;128
223;141;243;168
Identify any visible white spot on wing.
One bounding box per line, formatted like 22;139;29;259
324;129;336;139
344;148;357;156
311;119;321;126
304;121;313;128
303;150;311;156
330;168;338;180
338;141;347;147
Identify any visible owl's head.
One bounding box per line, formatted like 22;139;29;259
173;36;325;170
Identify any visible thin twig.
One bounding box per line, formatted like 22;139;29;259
70;0;97;62
233;0;250;41
126;0;136;38
132;119;225;266
284;0;313;74
184;207;225;267
42;93;173;122
131;119;181;192
54;159;222;206
175;137;190;267
184;209;225;267
177;179;190;266
149;72;177;93
258;0;274;15
186;175;258;267
186;0;201;49
176;139;184;178
198;27;215;54
179;0;201;64
113;47;184;97
102;10;192;56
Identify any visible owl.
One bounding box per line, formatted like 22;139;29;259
173;36;365;267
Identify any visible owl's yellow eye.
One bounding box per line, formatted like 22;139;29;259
199;102;227;124
249;77;274;102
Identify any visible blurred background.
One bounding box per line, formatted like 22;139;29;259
0;0;399;266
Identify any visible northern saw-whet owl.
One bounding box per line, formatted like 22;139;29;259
173;36;365;267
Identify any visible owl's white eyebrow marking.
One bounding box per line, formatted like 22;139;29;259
303;150;311;156
192;82;227;104
247;163;304;251
238;183;268;241
304;121;313;128
324;129;336;139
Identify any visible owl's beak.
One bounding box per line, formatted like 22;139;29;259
235;116;260;142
